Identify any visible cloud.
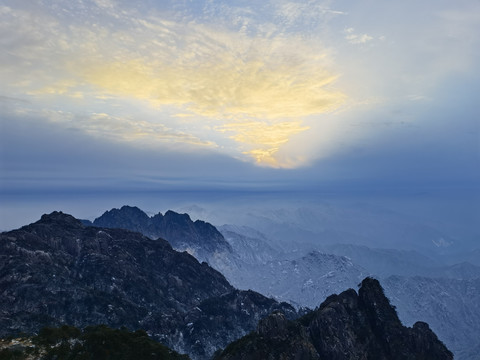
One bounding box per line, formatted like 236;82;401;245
92;0;115;9
74;25;345;167
274;1;346;27
1;0;479;223
80;50;344;118
217;120;309;167
344;27;374;44
0;1;346;168
41;109;218;149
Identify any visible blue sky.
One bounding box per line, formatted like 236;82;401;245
1;0;479;228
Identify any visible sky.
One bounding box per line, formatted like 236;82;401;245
1;0;479;229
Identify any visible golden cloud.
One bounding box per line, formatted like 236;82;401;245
2;4;346;168
218;120;310;167
81;54;344;119
76;24;345;167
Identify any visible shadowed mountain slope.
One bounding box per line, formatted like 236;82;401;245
0;212;294;360
92;206;232;262
214;278;453;360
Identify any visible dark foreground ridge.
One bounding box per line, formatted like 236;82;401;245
0;212;453;360
214;277;453;360
0;212;295;360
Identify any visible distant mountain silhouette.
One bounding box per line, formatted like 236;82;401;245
92;206;233;262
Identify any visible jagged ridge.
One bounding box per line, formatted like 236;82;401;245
214;278;453;360
0;212;294;360
91;206;232;262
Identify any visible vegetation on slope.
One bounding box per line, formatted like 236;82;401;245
0;325;189;360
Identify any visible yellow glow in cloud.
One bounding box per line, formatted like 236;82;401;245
1;3;346;168
76;26;345;167
81;56;343;120
218;120;309;167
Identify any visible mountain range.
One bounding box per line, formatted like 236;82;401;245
222;222;480;359
82;205;480;359
0;212;294;360
0;210;456;359
214;278;453;360
86;206;233;264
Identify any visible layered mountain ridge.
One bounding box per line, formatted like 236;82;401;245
85;206;369;307
0;212;294;360
89;206;232;263
83;205;480;358
0;209;460;359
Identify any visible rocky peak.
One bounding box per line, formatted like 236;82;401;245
13;212;86;254
164;210;192;223
214;277;453;360
0;212;233;333
256;311;289;339
91;206;233;262
37;211;84;228
358;277;400;326
93;206;151;233
317;288;358;312
0;212;299;360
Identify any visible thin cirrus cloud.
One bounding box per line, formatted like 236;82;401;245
274;1;346;26
0;1;346;168
42;110;217;149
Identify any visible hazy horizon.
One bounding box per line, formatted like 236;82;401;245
1;0;479;241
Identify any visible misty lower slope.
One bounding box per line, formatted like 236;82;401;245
383;276;480;360
181;203;479;360
217;221;480;359
180;200;477;259
218;249;369;308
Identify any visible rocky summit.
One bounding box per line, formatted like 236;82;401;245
214;277;453;360
0;213;454;360
0;212;295;360
91;206;233;263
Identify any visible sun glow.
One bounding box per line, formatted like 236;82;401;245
1;1;346;168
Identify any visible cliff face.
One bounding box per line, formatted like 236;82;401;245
0;212;231;333
215;278;453;360
92;206;232;262
0;212;295;360
0;213;454;360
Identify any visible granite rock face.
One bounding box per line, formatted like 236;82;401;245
92;206;233;263
214;278;453;360
0;212;294;360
